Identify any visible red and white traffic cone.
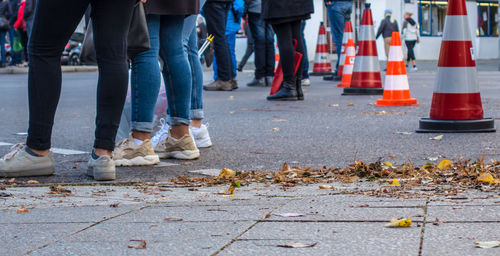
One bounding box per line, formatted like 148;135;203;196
336;20;354;80
337;38;355;88
310;22;332;76
375;32;417;106
417;0;495;132
342;3;383;95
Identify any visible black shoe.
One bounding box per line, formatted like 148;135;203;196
237;66;243;72
267;81;297;101
296;79;304;101
265;76;274;87
323;74;341;81
247;78;265;87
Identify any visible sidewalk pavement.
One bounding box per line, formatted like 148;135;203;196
0;66;98;75
1;181;499;255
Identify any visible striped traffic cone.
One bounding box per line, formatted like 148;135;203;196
375;32;417;106
342;3;383;95
417;0;495;133
337;38;355;88
310;22;332;76
337;20;354;80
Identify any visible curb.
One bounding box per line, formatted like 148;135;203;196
0;66;98;75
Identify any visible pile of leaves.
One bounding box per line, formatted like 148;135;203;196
170;157;499;197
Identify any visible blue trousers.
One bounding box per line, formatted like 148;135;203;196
326;2;352;71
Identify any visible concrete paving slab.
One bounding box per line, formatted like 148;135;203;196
222;222;420;256
0;223;89;256
0;205;142;224
268;197;425;221
426;205;500;222
422;223;500;256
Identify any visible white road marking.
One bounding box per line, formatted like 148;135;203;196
153;161;180;167
189;169;221;176
0;142;13;146
0;142;87;155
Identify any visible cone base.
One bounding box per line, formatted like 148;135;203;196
375;98;418;107
337;82;349;88
416;118;496;133
342;87;383;95
310;71;334;76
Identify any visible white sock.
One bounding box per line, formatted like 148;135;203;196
133;138;144;145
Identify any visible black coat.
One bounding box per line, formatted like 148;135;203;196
0;1;11;20
376;16;399;39
262;0;313;23
23;0;36;20
144;0;200;15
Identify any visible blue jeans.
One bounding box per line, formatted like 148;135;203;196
8;28;22;65
183;14;204;120
130;15;192;132
326;2;352;71
248;12;275;79
300;20;309;79
0;31;6;65
213;32;236;81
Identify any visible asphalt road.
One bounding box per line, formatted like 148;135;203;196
0;61;499;184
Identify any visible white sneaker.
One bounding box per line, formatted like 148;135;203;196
87;155;116;181
411;67;418;71
152;119;170;147
0;144;54;177
189;124;213;148
301;78;311;86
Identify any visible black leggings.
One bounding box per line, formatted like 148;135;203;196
272;20;305;85
27;0;135;151
405;40;416;61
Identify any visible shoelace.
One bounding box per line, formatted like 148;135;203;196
3;143;25;161
151;118;170;146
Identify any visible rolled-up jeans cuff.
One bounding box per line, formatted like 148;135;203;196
168;116;190;126
131;121;154;133
190;109;204;120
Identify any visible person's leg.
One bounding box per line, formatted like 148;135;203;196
0;31;5;66
384;37;391;58
273;23;294;84
130;15;162;139
27;0;91;153
264;21;275;78
8;28;21;65
157;15;199;159
329;3;346;72
227;32;237;78
291;20;305;82
238;23;254;71
91;0;135;155
203;2;231;81
26;18;34;46
247;12;266;80
183;18;204;123
300;20;309;79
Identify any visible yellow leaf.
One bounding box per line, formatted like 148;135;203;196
383;161;393;167
430;135;443;140
474;241;500;248
16;205;29;213
422;163;434;169
219;168;236;179
438;160;452;170
385;217;412;228
389;179;400;186
319;185;333;189
477;173;499;184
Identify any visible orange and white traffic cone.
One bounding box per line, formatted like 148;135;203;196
310;22;332;76
417;0;495;132
337;20;354;79
337;38;355;88
375;32;417;106
342;3;383;95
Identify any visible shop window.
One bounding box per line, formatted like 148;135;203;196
418;0;448;36
478;1;499;37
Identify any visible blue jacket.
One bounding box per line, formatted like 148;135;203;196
226;0;245;34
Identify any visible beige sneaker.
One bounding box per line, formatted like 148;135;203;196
203;79;233;91
0;143;55;178
154;132;200;160
113;135;160;167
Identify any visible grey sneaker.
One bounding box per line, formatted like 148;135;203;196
203;80;233;91
247;78;265;87
231;79;238;90
154;132;200;160
0;144;55;177
87;155;116;181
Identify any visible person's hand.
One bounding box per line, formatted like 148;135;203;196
326;1;332;5
140;0;147;3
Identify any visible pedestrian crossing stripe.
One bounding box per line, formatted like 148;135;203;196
0;142;87;155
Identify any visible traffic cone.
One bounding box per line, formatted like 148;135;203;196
342;3;383;95
337;20;354;79
417;0;495;132
337;38;355;88
310;22;332;76
375;32;417;106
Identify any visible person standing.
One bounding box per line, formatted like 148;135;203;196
246;0;275;87
300;20;310;86
323;0;353;81
0;0;137;180
237;16;254;72
0;0;11;67
402;11;419;71
203;0;236;91
113;0;202;166
22;0;34;41
7;0;21;65
376;9;399;59
263;0;314;101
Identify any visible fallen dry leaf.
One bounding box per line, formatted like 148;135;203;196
272;127;280;132
346;103;354;106
477;173;499;184
432;217;441;226
394;131;412;135
261;213;271;219
319;185;334;189
277;242;317;248
128;240;147;249
474;240;500;248
109;203;120;208
430;135;443;141
26;180;39;184
329;104;339;107
389;179;400;186
164;217;183;222
219;168;236;179
16;205;29;213
385;217;412;228
438;160;452;170
49;185;72;194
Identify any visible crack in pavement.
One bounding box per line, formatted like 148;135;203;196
418;197;430;256
23;205;150;255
